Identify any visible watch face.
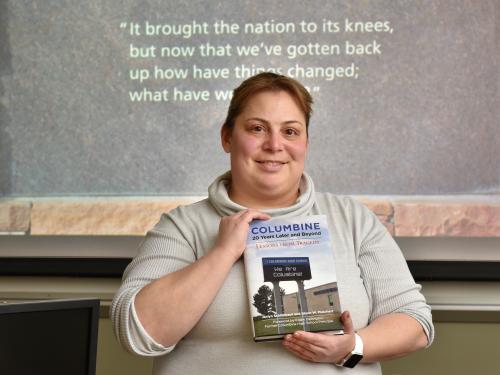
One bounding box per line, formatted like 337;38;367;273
343;353;363;368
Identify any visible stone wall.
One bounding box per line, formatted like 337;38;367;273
1;196;499;237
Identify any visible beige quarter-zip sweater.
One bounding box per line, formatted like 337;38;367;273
111;172;433;375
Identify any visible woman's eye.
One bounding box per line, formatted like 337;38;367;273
284;128;298;136
250;125;264;132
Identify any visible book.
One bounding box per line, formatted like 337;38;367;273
244;214;343;341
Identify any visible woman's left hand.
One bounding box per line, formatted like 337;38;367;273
282;311;356;364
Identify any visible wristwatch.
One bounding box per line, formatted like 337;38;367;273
336;333;364;368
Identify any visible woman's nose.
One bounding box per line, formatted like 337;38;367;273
263;131;283;151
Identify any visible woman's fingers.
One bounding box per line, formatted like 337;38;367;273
239;208;271;222
282;316;357;364
224;208;270;223
341;311;355;334
288;331;329;348
283;334;317;361
215;209;270;261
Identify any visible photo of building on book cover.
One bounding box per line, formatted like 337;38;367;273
245;215;343;341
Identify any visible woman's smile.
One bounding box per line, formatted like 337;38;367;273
255;159;287;172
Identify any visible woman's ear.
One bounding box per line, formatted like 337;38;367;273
221;125;231;153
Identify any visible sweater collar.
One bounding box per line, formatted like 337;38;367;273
207;171;315;218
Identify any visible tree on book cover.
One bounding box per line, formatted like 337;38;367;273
244;215;343;341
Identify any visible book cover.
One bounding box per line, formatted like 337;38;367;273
244;214;343;341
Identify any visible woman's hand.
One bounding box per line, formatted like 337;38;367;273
282;311;356;364
214;209;271;262
135;209;270;347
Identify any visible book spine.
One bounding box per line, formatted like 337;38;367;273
243;250;258;339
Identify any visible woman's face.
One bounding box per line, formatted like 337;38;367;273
221;90;308;208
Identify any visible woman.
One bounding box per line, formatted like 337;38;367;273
111;73;433;374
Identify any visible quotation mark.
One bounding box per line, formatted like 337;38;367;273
120;22;127;29
305;86;321;93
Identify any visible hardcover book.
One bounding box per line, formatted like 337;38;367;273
244;214;343;341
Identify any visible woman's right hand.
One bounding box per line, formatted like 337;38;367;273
215;209;271;262
134;208;270;347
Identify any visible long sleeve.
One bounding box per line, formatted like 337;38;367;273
350;198;435;346
110;212;197;355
